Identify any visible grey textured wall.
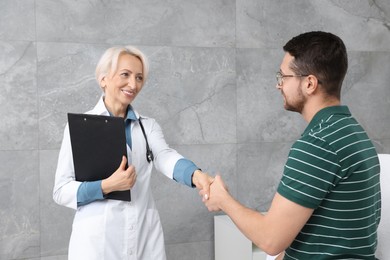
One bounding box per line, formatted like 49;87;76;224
1;0;389;259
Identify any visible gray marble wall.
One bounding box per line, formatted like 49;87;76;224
1;0;389;259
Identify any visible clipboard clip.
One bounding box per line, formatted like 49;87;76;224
139;119;154;163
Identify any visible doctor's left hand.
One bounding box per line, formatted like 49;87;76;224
101;156;137;195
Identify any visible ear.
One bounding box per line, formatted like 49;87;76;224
304;75;320;95
99;76;107;90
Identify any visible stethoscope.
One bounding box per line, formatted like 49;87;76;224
108;107;154;163
138;119;154;163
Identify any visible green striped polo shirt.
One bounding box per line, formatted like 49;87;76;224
277;106;381;259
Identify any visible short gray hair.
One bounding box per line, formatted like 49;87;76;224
95;45;149;88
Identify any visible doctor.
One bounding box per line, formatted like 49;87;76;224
53;45;214;260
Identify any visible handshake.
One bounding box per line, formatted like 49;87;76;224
192;170;230;212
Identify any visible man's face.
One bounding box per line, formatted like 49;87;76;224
276;53;306;113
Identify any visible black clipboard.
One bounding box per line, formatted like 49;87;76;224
67;113;131;201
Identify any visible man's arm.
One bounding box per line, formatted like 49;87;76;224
204;175;314;256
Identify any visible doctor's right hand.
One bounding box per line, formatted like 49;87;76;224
101;156;137;195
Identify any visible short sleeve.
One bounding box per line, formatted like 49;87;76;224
277;135;341;209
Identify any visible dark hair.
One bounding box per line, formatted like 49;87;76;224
283;31;348;98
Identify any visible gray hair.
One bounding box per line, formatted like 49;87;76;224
95;46;149;88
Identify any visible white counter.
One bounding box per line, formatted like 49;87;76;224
214;215;275;260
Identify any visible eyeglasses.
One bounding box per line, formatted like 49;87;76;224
276;71;308;86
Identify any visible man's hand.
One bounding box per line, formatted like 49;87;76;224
202;174;229;211
101;156;137;194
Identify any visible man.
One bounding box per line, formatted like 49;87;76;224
203;31;381;259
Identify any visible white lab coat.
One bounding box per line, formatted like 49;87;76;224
53;97;184;260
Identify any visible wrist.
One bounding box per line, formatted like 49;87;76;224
192;170;202;187
220;193;238;214
101;179;113;195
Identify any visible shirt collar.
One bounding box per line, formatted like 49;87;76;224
107;105;137;121
92;95;139;121
125;106;137;121
303;105;351;135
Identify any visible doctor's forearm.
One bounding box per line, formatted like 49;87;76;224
172;158;199;187
77;181;104;206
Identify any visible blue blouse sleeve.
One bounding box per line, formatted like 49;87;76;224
173;158;200;187
77;180;104;206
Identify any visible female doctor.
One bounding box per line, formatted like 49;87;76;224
53;45;214;260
